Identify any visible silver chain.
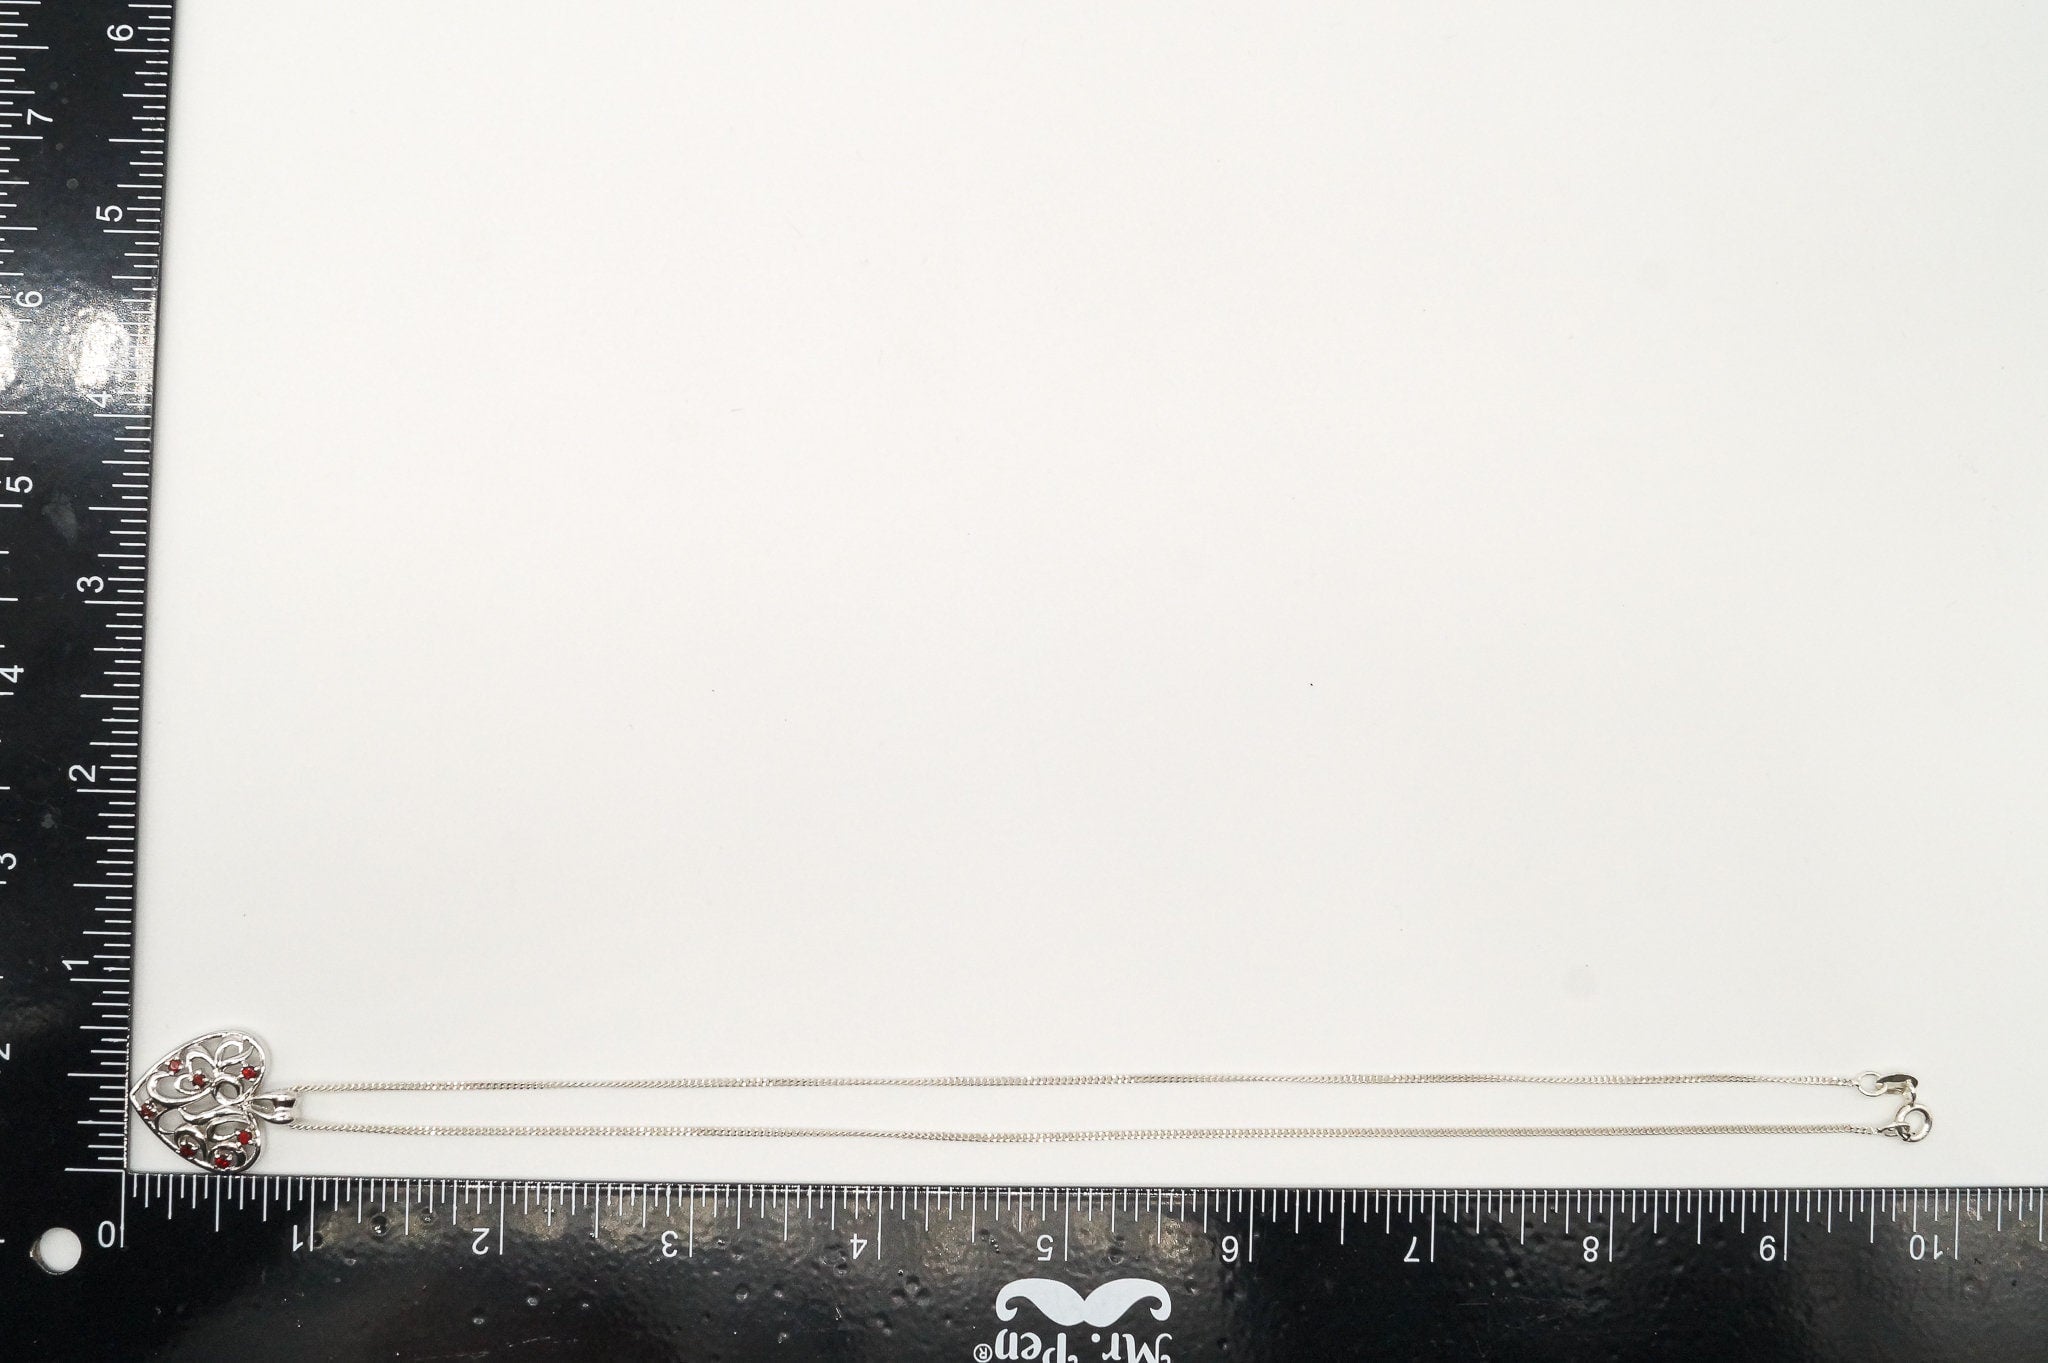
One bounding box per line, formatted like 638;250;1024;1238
288;1070;1857;1094
286;1119;1885;1141
130;1033;1939;1175
284;1070;1934;1143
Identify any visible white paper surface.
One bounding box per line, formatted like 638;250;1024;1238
134;1;2048;1184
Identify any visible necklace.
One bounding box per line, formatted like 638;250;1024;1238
129;1029;1934;1172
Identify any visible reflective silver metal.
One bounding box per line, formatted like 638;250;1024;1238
1877;1103;1935;1143
283;1119;1894;1142
1856;1071;1919;1100
134;1030;1935;1171
129;1030;296;1172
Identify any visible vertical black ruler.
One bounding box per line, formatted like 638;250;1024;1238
0;0;167;1253
2;6;2047;1360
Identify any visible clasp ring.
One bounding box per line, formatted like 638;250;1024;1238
1877;1103;1933;1143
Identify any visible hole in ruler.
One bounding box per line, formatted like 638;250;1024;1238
30;1226;82;1276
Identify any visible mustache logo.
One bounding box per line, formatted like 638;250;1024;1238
994;1278;1172;1328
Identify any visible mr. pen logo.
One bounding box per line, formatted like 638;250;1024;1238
975;1277;1174;1362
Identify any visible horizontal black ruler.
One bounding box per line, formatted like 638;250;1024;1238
2;1178;2045;1360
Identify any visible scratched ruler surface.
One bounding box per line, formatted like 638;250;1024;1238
6;1180;2048;1359
4;5;2048;1360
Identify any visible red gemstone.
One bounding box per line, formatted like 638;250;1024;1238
178;1144;194;1157
193;1073;207;1087
213;1154;230;1168
138;1104;156;1119
241;1066;259;1080
236;1130;252;1146
166;1058;182;1073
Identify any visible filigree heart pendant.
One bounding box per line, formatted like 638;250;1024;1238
129;1030;295;1172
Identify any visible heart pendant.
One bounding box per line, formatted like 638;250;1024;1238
129;1030;295;1172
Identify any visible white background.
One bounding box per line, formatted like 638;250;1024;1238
134;2;2047;1185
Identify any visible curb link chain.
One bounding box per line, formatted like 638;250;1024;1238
281;1070;1934;1144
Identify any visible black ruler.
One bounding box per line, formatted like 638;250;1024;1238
3;5;2048;1359
7;1179;2048;1360
0;0;165;1215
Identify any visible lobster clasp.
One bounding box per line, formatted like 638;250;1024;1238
1857;1072;1917;1102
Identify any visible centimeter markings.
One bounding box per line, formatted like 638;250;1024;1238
81;0;169;1172
112;1179;2046;1258
52;1179;2045;1358
0;2;168;1173
87;1;172;1173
